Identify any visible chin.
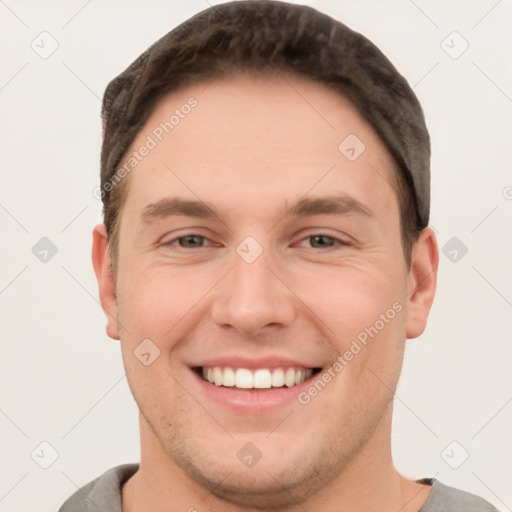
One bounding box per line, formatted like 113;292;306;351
155;427;352;509
179;456;329;509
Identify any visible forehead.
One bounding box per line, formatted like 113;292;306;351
120;73;399;217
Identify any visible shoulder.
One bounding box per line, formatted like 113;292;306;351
58;463;139;512
420;478;500;512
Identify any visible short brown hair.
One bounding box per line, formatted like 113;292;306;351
100;1;428;272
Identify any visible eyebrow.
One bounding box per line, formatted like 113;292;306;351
140;194;373;225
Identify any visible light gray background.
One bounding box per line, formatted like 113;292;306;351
1;1;511;511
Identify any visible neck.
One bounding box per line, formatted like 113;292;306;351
122;409;431;512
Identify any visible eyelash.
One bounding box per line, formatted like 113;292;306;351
163;233;351;250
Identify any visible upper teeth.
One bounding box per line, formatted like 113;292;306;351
201;367;313;389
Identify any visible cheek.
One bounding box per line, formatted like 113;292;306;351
117;264;205;340
293;261;408;394
293;262;407;345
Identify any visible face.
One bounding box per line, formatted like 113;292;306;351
94;73;437;507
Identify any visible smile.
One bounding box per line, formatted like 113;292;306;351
197;366;320;389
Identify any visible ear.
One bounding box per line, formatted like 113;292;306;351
405;227;439;339
92;224;119;340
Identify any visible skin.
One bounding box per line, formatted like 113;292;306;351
92;72;438;512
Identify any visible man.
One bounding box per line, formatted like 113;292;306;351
59;1;499;510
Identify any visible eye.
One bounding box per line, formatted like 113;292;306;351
165;234;211;248
162;233;350;250
298;234;349;249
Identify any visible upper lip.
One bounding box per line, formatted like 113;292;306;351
190;356;321;370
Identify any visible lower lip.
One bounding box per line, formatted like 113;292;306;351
188;368;317;412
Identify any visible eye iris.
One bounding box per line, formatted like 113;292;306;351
310;235;334;248
179;235;204;248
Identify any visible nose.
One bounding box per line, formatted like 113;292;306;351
210;244;296;337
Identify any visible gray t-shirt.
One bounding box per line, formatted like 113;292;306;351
58;463;499;512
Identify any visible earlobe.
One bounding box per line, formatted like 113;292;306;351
405;227;439;339
92;224;119;340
